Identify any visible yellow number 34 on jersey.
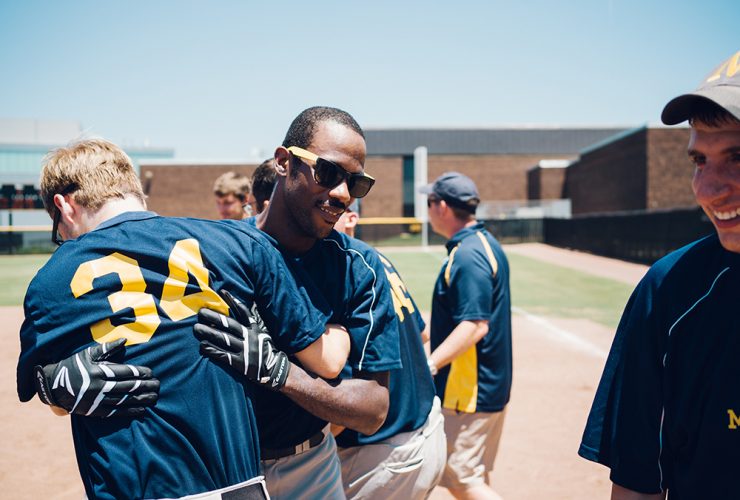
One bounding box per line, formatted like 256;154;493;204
70;239;228;345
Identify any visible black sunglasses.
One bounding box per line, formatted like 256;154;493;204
427;196;441;208
51;185;78;246
287;146;375;198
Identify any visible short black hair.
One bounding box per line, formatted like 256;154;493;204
688;99;740;127
252;158;277;210
282;106;365;149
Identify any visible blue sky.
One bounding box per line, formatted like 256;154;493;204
1;0;737;160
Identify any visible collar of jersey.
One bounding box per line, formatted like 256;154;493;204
446;221;484;253
95;210;159;232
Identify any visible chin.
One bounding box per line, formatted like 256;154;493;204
313;223;334;239
717;233;740;254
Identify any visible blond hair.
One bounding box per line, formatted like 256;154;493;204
213;171;251;201
40;138;146;216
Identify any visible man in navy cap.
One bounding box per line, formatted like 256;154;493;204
421;172;512;500
579;50;740;499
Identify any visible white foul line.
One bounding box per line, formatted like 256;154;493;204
512;306;608;359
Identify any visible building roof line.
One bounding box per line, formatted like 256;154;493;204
140;159;263;166
579;125;647;156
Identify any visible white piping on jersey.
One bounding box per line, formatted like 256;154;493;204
665;266;730;355
657;265;730;492
325;238;377;372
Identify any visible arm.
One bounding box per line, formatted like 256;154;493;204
294;324;350;379
612;483;665;500
194;303;389;434
281;368;390;435
429;319;488;370
420;325;430;344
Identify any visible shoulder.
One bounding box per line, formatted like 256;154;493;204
375;251;397;274
642;234;725;290
449;228;503;271
324;231;383;267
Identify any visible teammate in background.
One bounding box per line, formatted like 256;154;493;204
332;202;446;499
579;51;740;499
247;158;277;214
422;172;512;500
18;138;349;499
213;170;251;219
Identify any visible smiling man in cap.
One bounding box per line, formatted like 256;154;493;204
579;50;740;499
422;172;512;500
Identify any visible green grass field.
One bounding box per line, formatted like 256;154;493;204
0;249;633;329
382;249;633;329
0;254;51;306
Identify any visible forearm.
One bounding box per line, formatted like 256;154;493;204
294;323;350;379
280;366;390;435
49;405;69;417
429;320;487;370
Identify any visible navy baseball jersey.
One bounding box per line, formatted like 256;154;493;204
17;211;327;499
430;222;512;413
336;252;435;447
244;221;402;449
579;234;740;498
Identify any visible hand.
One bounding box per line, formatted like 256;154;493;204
34;338;160;417
193;290;291;391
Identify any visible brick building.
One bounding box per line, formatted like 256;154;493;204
527;159;571;200
360;128;627;218
562;126;693;215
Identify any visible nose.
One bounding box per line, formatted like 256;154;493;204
693;162;732;205
328;179;351;205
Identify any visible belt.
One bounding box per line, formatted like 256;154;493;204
261;428;326;460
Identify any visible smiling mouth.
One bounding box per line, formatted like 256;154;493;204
317;203;345;220
714;209;740;221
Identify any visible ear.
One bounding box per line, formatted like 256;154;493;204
273;147;289;177
53;193;76;223
344;211;359;230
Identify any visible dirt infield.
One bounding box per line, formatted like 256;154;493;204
0;306;83;499
1;245;648;499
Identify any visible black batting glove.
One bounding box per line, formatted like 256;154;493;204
193;290;291;391
34;338;160;418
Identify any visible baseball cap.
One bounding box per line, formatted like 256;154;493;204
661;50;740;125
419;171;480;212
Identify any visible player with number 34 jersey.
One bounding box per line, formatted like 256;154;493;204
17;211;332;499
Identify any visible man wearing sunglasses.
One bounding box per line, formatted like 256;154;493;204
232;106;399;499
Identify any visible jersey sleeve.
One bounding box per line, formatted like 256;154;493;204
447;243;495;323
246;239;329;355
17;299;41;402
16;273;79;403
344;247;402;373
579;274;667;494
